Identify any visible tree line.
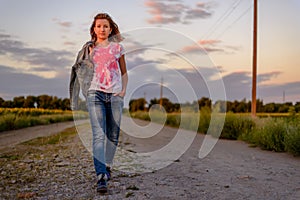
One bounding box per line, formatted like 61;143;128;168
129;97;300;113
1;95;299;113
0;95;71;110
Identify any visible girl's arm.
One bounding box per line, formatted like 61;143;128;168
116;54;128;97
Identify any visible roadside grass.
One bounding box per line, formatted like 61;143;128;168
284;122;300;156
129;110;300;156
240;117;300;156
21;127;77;146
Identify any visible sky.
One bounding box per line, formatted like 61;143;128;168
0;0;300;105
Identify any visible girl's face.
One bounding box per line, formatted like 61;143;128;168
94;19;112;41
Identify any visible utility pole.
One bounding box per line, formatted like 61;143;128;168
160;76;163;109
251;0;258;117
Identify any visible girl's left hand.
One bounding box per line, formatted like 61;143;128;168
113;90;126;98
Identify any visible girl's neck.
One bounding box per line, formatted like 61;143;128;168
95;39;110;47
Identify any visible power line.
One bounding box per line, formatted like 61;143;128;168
202;0;244;40
214;4;253;40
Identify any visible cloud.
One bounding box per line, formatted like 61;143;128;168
179;39;238;54
147;15;181;24
126;56;161;70
63;41;76;46
121;36;165;70
127;65;205;103
222;71;251;100
259;81;300;103
0;33;11;39
122;35;158;55
0;64;69;100
184;7;212;20
127;65;300;104
257;71;282;84
144;0;213;24
221;71;300;103
0;32;74;71
52;18;73;28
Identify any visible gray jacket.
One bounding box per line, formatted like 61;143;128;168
69;41;94;110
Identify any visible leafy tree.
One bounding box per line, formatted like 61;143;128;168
278;102;293;113
148;98;159;109
160;98;180;113
236;98;249;113
49;96;61;109
24;96;37;108
264;103;276;113
13;96;25;108
0;95;72;110
129;98;147;112
0;97;4;107
198;97;212;111
278;104;290;113
61;98;71;110
2;100;13;108
37;95;53;109
227;101;240;113
256;99;264;113
295;102;300;113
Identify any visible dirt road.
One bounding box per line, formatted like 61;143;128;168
0;117;299;199
0;119;88;150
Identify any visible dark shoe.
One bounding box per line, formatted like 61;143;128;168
97;174;108;193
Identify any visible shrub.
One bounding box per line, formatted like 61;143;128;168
284;119;300;156
217;113;255;140
149;110;167;124
14;116;33;129
178;113;199;131
250;118;287;152
130;111;150;121
0;114;15;132
166;113;180;128
198;107;211;134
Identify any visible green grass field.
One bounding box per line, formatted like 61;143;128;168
0;108;88;132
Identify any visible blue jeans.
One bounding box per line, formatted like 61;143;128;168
87;90;123;176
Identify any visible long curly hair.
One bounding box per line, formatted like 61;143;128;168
90;13;123;44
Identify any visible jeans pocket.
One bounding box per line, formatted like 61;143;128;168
111;95;124;106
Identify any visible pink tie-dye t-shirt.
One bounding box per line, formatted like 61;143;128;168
89;42;125;93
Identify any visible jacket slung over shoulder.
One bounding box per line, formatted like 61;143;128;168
69;41;94;110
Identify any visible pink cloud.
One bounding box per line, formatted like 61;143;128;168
180;39;225;54
198;39;221;45
147;15;180;24
144;0;213;24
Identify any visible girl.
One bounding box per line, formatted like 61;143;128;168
87;13;127;193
